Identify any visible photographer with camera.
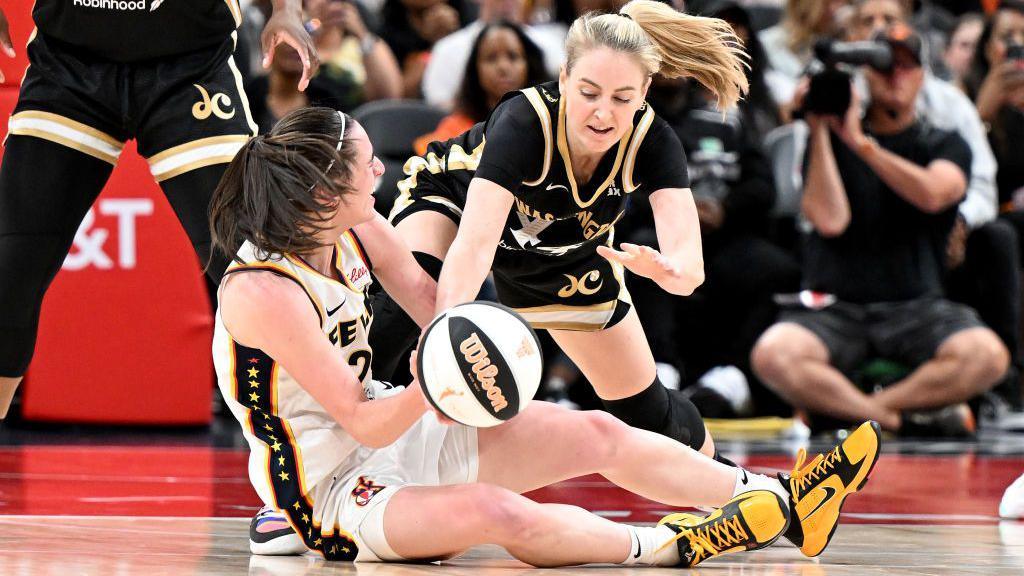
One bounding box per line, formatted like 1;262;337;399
849;0;1022;420
751;24;1009;436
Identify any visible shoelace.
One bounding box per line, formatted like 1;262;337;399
663;515;749;565
788;446;842;502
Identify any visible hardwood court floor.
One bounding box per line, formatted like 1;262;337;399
0;517;1021;575
0;428;1022;575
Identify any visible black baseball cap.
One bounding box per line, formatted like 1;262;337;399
873;23;924;68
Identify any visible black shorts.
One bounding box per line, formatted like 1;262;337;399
779;298;985;375
9;33;255;178
390;173;632;332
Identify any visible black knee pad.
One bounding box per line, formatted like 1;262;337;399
601;377;708;451
665;387;707;451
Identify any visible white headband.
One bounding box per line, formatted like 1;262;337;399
335;110;346;152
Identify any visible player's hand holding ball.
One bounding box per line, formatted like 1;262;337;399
415;302;542;427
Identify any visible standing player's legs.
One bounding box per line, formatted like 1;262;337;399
158;164;234;286
0;136;116;416
135;40;255;288
549;309;717;457
369;210;457;380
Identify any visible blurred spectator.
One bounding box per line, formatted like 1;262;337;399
759;0;850;115
421;0;566;109
379;0;471;98
307;0;403;103
703;0;783;141
414;21;549;154
944;12;985;88
246;43;349;133
751;25;1008;436
619;74;800;417
966;1;1024;222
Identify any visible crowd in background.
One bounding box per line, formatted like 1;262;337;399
232;0;1024;437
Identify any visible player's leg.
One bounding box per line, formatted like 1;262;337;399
369;210;457;380
0;136;117;417
135;38;254;287
157;164;234;286
549;309;718;457
380;483;786;567
475;400;783;506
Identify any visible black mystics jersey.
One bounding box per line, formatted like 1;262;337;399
33;0;240;62
393;81;689;258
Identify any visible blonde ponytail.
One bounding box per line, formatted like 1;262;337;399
565;0;749;110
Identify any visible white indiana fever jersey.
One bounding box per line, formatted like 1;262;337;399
212;231;374;552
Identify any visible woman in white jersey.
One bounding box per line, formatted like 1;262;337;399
207;107;881;566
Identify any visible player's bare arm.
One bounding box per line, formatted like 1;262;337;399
220;271;428;448
435;177;515;312
597;187;704;296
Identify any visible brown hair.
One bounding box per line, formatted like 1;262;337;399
564;0;748;110
209;107;357;265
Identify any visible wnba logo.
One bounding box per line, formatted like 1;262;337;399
458;333;509;413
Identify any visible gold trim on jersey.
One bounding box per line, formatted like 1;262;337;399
512;300;617;331
555;97;634;209
8;111;124;164
148;134;250;181
232;343;358;560
224;262;326;328
520;87;553;186
227;51;260;136
390;141;482;220
622;105;655;194
224;0;242;27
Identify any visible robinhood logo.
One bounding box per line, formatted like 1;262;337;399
73;0;149;10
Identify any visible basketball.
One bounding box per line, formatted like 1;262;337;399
416;301;543;427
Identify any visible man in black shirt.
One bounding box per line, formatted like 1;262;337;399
751;24;1009;435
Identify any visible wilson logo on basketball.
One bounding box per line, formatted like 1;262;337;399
350;267;368;283
458;333;509;413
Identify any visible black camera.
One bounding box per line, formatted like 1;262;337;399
797;39;894;118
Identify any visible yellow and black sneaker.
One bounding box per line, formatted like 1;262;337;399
780;420;882;557
658;490;789;567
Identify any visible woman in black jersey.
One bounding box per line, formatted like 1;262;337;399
0;1;315;418
373;0;748;456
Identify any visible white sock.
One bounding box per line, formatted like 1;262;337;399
733;468;791;508
620;524;680;566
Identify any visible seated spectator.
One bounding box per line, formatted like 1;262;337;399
421;0;566;109
246;43;350;134
703;0;783;144
943;12;985;89
966;2;1024;224
751;25;1009;436
850;0;1016;351
618;73;800;418
414;21;549;155
307;0;403;103
759;0;851;117
379;0;470;98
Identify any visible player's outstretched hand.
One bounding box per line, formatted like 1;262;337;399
597;242;682;288
261;6;319;91
0;9;15;84
408;350;455;426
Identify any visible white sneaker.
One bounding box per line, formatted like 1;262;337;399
1000;473;1024;519
249;506;307;555
696;365;753;416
